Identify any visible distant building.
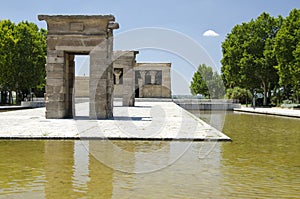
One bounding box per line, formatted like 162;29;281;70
133;63;171;98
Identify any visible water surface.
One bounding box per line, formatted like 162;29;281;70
0;111;299;198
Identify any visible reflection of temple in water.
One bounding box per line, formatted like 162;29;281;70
0;140;222;198
44;141;114;198
43;140;173;197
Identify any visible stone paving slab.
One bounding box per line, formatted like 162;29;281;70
234;107;300;118
0;101;230;141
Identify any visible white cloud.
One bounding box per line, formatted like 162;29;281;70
203;30;220;37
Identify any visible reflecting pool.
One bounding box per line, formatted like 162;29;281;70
0;111;299;198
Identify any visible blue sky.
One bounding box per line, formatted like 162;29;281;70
0;0;299;94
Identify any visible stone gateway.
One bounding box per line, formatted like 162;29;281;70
38;15;119;119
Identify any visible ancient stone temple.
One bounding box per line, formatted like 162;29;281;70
134;63;171;98
75;60;172;100
38;15;119;119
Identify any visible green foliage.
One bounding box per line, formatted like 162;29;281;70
221;12;282;106
280;99;300;109
0;20;46;104
226;87;252;104
274;9;300;103
190;64;225;99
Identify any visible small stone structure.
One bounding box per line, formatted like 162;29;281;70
38;15;119;119
113;51;139;106
134;63;171;98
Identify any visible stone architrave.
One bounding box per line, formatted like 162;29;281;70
113;51;139;106
38;15;119;119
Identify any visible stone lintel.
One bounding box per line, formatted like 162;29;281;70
38;15;119;36
113;50;139;59
135;62;171;69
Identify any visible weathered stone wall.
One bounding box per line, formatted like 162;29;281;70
142;85;171;98
39;15;118;119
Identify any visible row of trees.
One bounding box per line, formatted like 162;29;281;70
0;20;46;104
221;9;300;106
190;9;299;106
190;64;253;104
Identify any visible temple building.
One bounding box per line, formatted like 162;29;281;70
75;53;172;102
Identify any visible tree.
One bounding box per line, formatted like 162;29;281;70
190;64;225;98
0;20;46;104
221;12;281;106
226;87;252;104
274;9;300;103
0;20;16;104
13;21;47;102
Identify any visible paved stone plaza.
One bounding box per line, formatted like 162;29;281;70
0;101;230;141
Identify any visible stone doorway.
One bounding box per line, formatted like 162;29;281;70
38;15;119;119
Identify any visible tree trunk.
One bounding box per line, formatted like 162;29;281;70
8;91;12;105
262;82;268;106
1;90;7;105
0;91;2;105
16;91;19;105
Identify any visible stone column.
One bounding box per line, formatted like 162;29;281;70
149;70;157;85
162;64;171;98
89;45;113;119
122;66;134;106
67;54;75;118
45;50;67;119
139;71;146;84
113;69;122;85
138;78;143;98
138;71;146;98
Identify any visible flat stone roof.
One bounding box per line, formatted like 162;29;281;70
38;15;116;21
0;101;230;141
135;63;172;68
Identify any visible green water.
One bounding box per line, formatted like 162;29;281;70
0;112;299;198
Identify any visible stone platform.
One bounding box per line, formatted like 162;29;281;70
0;101;230;141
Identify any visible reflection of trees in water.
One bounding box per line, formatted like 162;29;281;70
0;141;45;190
221;113;300;198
